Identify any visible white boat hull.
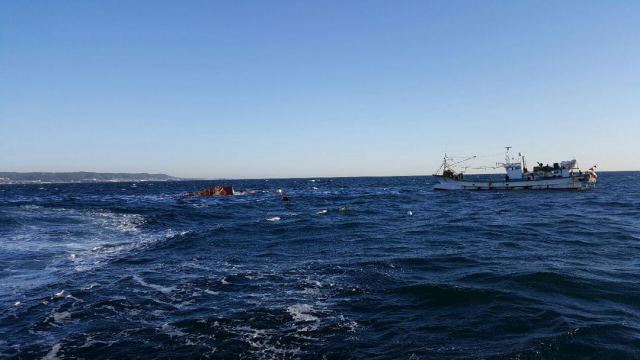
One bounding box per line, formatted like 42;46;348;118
433;176;594;190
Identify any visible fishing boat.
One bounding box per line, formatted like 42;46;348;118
433;147;597;190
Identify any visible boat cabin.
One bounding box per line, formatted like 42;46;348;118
504;162;522;180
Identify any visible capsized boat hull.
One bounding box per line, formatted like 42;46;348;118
433;175;593;190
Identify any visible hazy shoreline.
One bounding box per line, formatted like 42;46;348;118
0;172;182;185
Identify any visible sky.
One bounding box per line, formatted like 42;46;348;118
1;0;639;179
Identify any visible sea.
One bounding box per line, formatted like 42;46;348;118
1;173;639;359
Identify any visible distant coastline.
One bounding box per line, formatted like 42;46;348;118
0;172;181;184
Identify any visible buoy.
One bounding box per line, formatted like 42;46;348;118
407;211;413;216
281;196;290;201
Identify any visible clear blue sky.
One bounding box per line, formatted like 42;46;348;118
1;1;638;178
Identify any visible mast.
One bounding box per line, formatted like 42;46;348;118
433;153;447;176
501;147;523;180
433;153;476;176
504;146;512;164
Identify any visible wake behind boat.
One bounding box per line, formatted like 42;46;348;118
433;147;597;190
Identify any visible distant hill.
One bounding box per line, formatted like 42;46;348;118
0;172;181;184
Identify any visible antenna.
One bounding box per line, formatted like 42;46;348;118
504;146;513;164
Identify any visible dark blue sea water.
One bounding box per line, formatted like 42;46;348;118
1;174;639;359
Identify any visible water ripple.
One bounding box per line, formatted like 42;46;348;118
1;174;639;358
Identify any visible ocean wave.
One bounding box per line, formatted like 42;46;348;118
2;174;640;358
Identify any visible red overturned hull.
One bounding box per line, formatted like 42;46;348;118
185;186;234;196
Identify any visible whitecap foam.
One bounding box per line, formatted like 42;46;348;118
161;323;187;337
316;210;327;215
338;315;358;332
82;283;100;290
42;343;61;360
100;305;116;312
44;311;72;326
9;233;34;243
301;288;320;295
132;275;175;294
52;311;71;324
19;204;42;210
69;226;186;273
65;294;82;302
90;211;144;233
231;326;302;357
287;304;319;322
